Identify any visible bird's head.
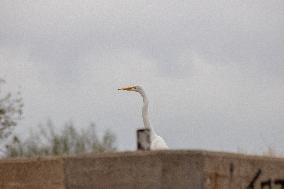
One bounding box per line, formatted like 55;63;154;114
118;85;143;93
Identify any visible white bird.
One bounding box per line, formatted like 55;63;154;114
118;85;169;150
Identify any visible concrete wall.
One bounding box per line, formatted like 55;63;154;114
0;150;283;189
0;157;65;189
202;151;284;189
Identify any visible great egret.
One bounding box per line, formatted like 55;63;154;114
118;85;169;150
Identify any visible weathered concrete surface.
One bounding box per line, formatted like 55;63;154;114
64;151;204;189
0;157;65;189
202;151;284;189
0;150;283;189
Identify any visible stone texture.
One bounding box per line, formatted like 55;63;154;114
0;157;65;189
0;150;283;189
202;151;284;189
64;151;204;189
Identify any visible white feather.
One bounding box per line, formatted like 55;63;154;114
151;135;169;150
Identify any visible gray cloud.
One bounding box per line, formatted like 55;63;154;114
0;0;283;154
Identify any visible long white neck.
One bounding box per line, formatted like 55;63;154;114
139;90;157;138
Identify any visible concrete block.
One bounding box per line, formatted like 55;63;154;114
0;157;65;189
0;150;283;189
202;151;284;189
64;151;204;189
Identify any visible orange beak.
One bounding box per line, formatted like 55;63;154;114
118;86;135;91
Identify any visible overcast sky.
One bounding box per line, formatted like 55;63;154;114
0;0;283;154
